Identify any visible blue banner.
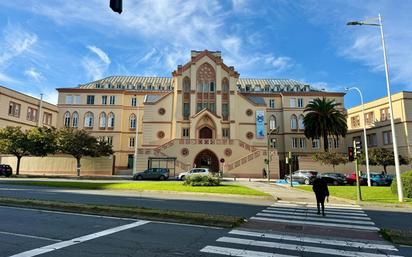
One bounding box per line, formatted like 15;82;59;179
256;110;265;139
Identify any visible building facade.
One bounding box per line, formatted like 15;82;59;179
0;86;58;130
346;91;412;160
57;50;345;178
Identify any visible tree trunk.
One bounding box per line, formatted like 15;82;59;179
76;158;81;176
16;156;22;175
323;134;329;152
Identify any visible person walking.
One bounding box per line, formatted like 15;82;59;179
312;175;329;216
262;168;267;179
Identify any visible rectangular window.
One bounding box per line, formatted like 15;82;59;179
367;133;377;147
292;138;298;148
197;103;202;113
74;95;80;104
87;95;95;105
101;95;107;105
26;107;38;122
290;98;296;108
297;98;304;108
65;95;73;104
328;137;340;149
312;138;320;149
129;137;135;147
131;97;137;107
8;102;21;117
299;138;306;148
209;103;215;113
222;103;229;120
109;96;115;105
183;103;190;120
383;131;392;145
107;136;113;146
364;111;374;125
182;128;190;138
222;128;230;139
269;99;275;109
43;112;52;125
380;108;390;121
351;116;360;128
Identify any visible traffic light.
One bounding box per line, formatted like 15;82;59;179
270;138;276;148
355;140;362;155
348;147;354;161
110;0;122;14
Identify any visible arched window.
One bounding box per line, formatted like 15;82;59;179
182;76;191;120
290;114;298;130
129;114;136;129
269;115;277;130
85;112;94;128
196;63;216;113
64;112;71;128
222;77;230;121
99;112;106;128
108;112;115;128
298;114;305;130
72;112;78;128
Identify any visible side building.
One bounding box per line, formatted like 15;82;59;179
0;86;58;129
346;91;412;168
57;50;346;178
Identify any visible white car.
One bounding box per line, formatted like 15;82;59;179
178;168;209;180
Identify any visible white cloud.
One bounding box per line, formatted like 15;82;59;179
82;45;111;80
24;67;44;82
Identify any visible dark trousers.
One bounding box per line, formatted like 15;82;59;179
315;194;326;215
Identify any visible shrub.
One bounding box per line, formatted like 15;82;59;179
183;174;220;187
391;170;412;198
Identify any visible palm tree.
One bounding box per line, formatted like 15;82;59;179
303;97;347;151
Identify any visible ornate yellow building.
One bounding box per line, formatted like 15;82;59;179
57;50;345;178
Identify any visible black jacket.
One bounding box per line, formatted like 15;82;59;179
312;177;329;197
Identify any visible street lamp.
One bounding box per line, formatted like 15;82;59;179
345;87;371;187
267;126;279;181
347;14;404;201
133;96;140;174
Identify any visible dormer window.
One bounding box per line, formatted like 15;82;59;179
245;85;251;92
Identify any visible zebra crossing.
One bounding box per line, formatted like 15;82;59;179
200;202;402;257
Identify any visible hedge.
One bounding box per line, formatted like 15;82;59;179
183;174;221;187
391;170;412;198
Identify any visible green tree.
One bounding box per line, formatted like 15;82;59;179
313;152;348;172
57;128;113;176
368;147;410;173
0;126;31;175
27;127;58;157
303;97;347;151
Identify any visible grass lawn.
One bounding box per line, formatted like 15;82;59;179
299;185;412;204
9;181;269;196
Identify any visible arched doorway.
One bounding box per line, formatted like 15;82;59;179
199;126;213;139
194;149;219;173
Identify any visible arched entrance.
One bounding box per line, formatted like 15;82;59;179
194;149;219;173
199;126;213;139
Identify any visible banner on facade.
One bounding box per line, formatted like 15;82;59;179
256;110;265;139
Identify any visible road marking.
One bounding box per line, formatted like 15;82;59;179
271;203;364;212
8;220;150;257
267;206;367;216
217;237;402;257
256;212;375;225
200;245;296;257
251;216;379;231
277;201;361;208
262;209;371;220
0;231;61;242
229;230;397;251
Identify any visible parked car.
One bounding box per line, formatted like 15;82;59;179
345;173;366;186
320;172;347;185
363;173;393;186
285;170;318;185
0;164;12;177
178;168;209;180
133;168;169;180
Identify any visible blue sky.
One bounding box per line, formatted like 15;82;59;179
0;0;411;107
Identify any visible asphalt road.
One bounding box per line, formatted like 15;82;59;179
0;205;226;257
0;183;270;217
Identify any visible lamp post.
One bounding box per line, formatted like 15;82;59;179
133;96;140;174
267;126;279;181
345;87;371;187
347;14;403;201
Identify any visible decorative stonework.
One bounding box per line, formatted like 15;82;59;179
224;148;232;157
246;109;253;116
158;108;165;115
157;131;165;139
246;132;254;139
181;148;189;156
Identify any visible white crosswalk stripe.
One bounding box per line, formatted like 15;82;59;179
200;202;402;257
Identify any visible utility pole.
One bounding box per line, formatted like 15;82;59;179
38;93;43;127
287;151;293;187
